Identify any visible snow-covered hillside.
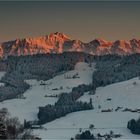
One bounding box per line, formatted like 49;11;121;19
0;62;95;123
34;78;140;140
79;77;140;109
1;63;140;140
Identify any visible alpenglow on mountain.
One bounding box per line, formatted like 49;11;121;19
0;32;140;58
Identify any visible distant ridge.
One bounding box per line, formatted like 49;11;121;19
0;32;140;58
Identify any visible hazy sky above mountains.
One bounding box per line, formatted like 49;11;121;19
0;1;140;42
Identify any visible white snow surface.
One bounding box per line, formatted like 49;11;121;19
34;77;140;140
0;62;95;123
0;64;140;140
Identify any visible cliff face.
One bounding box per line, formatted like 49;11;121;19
0;32;140;58
0;32;72;57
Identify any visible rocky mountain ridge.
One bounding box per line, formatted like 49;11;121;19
0;32;140;58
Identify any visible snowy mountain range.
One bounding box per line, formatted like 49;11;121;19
0;32;140;58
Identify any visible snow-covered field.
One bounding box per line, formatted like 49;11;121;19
0;63;140;140
34;78;140;140
0;62;95;123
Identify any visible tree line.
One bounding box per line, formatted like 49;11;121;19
0;52;93;101
92;54;140;87
38;84;94;124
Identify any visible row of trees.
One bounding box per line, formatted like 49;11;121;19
6;52;93;80
93;54;140;87
38;101;93;124
38;84;94;124
56;84;94;106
